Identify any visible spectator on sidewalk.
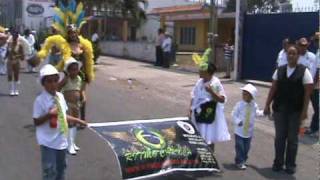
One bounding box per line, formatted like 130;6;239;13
91;31;100;64
297;37;319;136
232;84;264;170
162;32;172;68
189;63;230;153
223;40;234;78
0;32;8;75
24;29;36;72
264;44;313;174
277;38;290;67
33;64;87;180
155;28;165;66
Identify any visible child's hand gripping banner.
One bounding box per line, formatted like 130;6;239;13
89;117;220;180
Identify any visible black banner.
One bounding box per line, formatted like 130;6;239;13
89;117;220;180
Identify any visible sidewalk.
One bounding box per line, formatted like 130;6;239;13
95;56;319;180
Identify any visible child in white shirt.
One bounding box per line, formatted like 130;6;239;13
33;64;87;180
232;83;263;170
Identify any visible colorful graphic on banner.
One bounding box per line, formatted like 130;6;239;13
89;117;220;180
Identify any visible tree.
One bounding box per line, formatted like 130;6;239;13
224;0;291;13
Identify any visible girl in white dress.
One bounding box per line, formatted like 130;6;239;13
189;63;230;152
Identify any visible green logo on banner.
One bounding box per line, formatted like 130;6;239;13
133;128;166;150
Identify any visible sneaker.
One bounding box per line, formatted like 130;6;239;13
285;167;296;174
73;144;80;151
14;90;19;96
9;90;15;96
236;164;247;170
68;146;77;155
272;164;283;172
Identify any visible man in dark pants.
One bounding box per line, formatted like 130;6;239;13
264;45;313;174
162;32;172;68
155;29;165;66
306;69;319;135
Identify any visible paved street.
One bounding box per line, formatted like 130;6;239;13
0;56;318;180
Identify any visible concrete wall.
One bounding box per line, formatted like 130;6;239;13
100;41;156;63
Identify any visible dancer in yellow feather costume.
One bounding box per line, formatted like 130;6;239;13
37;0;94;121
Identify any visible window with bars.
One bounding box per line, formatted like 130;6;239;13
180;27;196;45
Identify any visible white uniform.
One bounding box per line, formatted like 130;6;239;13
191;76;231;144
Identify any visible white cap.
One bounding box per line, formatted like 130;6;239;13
64;57;82;72
39;64;64;84
240;83;257;99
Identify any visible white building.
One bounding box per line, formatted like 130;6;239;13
22;0;55;31
136;0;196;42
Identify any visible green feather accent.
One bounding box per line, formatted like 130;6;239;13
55;96;68;136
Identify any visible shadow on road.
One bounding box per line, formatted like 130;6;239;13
249;165;296;180
0;92;10;97
222;163;241;171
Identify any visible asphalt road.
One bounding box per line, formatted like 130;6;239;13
0;58;318;180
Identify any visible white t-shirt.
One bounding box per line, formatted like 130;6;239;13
277;49;287;67
162;37;172;52
298;51;317;79
91;33;99;42
33;91;68;150
272;66;313;84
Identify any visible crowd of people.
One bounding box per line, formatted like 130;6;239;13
189;35;319;174
0;3;319;178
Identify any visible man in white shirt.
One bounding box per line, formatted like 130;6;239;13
277;38;289;67
155;28;165;66
91;32;100;64
297;38;319;135
24;29;36;72
91;32;99;43
162;32;172;68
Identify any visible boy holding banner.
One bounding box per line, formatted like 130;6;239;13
33;64;87;180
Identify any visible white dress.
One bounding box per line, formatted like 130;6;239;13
191;76;231;144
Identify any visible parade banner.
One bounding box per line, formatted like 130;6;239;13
89;117;220;180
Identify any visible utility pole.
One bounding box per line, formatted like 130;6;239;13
208;0;217;64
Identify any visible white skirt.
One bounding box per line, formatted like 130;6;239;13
191;103;231;144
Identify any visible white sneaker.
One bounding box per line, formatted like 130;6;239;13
9;82;15;96
74;144;80;151
68;145;77;155
9;90;15;96
14;90;19;96
236;164;247;170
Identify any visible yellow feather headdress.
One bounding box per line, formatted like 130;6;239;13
52;0;86;37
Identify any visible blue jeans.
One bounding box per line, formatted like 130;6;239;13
235;134;252;164
41;146;67;180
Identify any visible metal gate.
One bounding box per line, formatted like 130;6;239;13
241;12;319;81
